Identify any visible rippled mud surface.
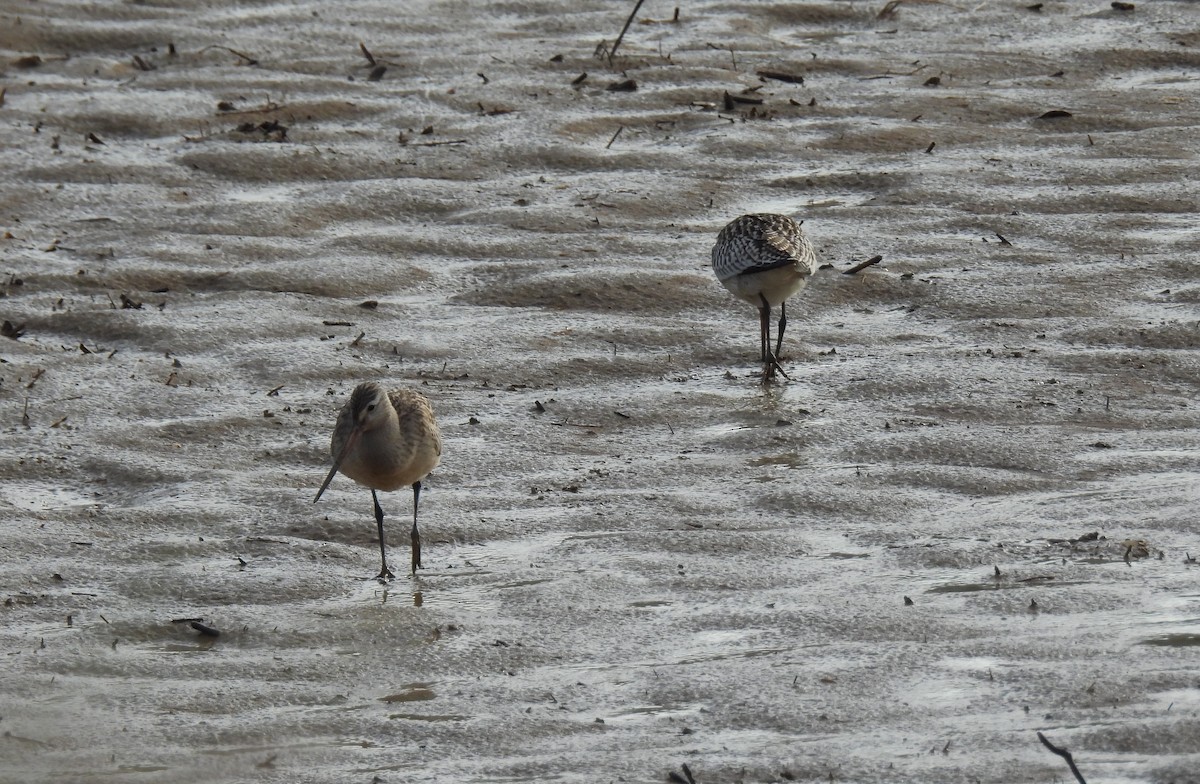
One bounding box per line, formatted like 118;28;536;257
2;1;1199;782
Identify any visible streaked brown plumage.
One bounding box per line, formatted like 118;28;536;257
313;382;441;580
712;213;819;380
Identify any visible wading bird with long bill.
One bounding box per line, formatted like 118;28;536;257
712;213;819;381
313;382;441;580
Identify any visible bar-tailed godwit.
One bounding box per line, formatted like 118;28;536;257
313;382;442;579
712;213;818;380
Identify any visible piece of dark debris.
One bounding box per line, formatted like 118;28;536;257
235;120;288;140
756;69;804;84
190;621;220;637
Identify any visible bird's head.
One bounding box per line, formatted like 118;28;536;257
349;381;392;432
313;381;391;504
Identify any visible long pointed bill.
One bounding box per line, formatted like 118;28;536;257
313;427;361;503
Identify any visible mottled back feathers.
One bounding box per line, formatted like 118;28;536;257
712;213;817;283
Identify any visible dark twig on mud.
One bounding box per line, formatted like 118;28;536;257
190;621;221;638
843;255;883;275
359;42;376;66
1037;732;1088;784
609;0;647;61
198;45;258;66
757;69;805;85
606;125;624;149
667;763;697;784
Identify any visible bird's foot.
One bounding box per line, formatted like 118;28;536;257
375;567;395;582
762;358;790;382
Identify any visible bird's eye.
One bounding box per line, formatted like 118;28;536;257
367;404;376;412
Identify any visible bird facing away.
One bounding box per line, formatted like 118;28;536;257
712;213;819;380
313;382;442;580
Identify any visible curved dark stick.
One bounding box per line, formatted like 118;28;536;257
843;255;883;275
1036;732;1088;784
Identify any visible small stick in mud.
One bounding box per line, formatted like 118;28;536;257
757;69;804;84
198;45;259;66
359;42;376;66
606;125;624;148
190;621;220;638
843;255;883;275
1036;732;1088;784
667;764;697;784
608;0;647;60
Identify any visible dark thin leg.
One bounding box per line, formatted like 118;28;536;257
410;481;423;574
372;490;394;581
758;299;770;362
776;300;787;360
759;295;789;381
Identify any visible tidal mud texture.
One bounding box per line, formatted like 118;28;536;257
2;1;1199;782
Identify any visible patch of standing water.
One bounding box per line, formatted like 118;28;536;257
224;185;304;204
3;483;101;512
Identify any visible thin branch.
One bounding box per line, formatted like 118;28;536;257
1036;732;1088;784
609;0;647;61
843;255;883;275
198;44;258;65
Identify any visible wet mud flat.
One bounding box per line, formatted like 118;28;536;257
1;0;1199;782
